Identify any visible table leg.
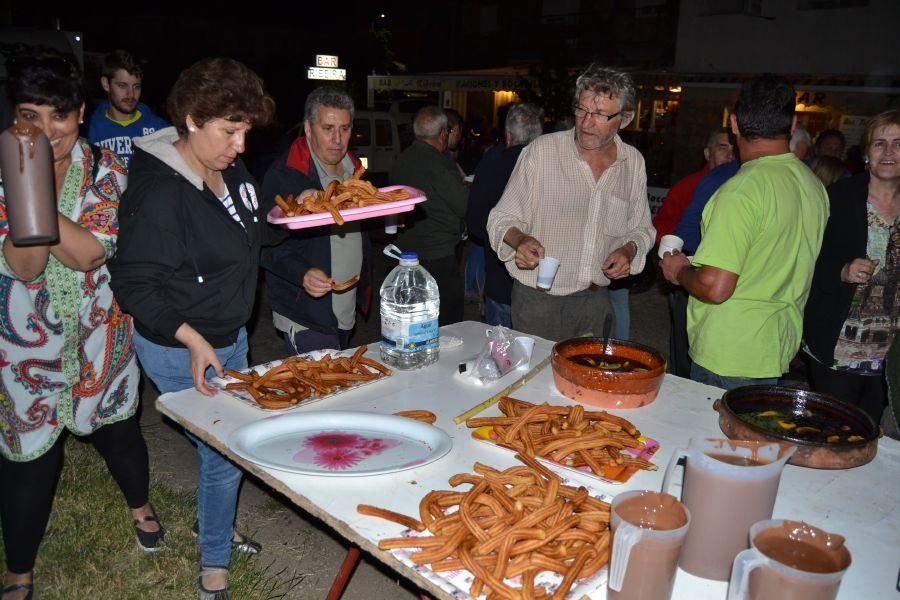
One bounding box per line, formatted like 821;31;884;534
326;545;362;600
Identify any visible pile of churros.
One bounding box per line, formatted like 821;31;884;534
274;167;411;226
467;397;656;476
358;456;611;599
224;345;391;409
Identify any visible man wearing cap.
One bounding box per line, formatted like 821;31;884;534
487;64;655;341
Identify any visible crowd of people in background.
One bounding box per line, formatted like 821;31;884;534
1;46;898;600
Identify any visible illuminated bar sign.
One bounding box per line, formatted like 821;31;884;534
309;54;346;80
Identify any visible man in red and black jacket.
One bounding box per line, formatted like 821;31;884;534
260;87;372;354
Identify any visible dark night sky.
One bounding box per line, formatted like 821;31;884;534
8;3;422;128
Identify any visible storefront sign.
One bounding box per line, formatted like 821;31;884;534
315;55;339;68
368;75;532;93
309;54;346;80
308;67;346;81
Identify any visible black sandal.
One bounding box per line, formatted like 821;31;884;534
1;582;33;600
134;504;166;552
198;564;230;600
191;521;262;554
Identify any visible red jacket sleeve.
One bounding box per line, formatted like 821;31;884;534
651;168;706;245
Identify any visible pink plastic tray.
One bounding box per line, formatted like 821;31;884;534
267;185;426;230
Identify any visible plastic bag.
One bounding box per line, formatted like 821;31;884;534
462;326;531;385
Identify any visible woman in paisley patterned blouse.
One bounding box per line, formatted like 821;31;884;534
0;53;163;600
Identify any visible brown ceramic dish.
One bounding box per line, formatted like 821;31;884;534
551;337;666;409
714;385;880;469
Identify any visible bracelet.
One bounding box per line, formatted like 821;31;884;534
625;240;638;257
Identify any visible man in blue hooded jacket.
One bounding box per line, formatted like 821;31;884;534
87;49;167;167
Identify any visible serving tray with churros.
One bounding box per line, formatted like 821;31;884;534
211;345;391;411
267;183;426;230
468;397;659;485
357;458;613;599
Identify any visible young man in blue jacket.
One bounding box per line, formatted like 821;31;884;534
87;49;167;167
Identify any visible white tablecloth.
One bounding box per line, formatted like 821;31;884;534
156;321;900;599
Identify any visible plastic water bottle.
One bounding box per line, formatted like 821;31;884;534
380;244;440;370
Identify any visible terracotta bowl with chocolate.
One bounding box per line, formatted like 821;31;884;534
551;337;666;409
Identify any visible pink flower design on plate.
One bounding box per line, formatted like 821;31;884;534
303;431;364;451
313;448;364;470
358;437;401;456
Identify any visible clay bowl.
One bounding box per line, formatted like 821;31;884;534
551;337;666;409
715;385;881;469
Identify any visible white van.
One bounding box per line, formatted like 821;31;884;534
351;110;400;186
374;99;433;148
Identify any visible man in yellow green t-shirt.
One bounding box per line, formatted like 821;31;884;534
660;76;829;390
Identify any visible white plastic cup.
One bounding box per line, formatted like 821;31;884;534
536;256;560;289
515;336;535;368
384;215;399;234
658;234;684;259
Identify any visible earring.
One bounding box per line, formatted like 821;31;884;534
864;158;870;165
188;127;197;133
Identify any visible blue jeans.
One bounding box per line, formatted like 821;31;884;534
690;362;779;391
133;328;248;567
484;297;512;328
609;288;630;340
465;241;485;298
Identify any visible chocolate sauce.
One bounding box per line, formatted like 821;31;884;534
610;492;689;600
0;122;58;245
756;537;842;573
678;450;784;580
706;453;771;467
747;521;851;600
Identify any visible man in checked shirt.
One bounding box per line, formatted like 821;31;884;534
487;64;655;341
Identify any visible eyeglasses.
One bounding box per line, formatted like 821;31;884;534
573;104;621;123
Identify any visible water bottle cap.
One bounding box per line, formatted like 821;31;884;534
384;244;420;266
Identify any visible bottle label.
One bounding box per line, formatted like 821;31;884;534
381;317;439;352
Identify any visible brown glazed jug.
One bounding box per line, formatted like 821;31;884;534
0;121;58;245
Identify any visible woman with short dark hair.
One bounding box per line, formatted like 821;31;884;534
0;52;162;600
109;57;274;600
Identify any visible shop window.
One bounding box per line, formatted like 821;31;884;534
375;120;393;146
353;119;371;146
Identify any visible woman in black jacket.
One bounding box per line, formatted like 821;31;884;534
803;110;900;424
109;58;274;600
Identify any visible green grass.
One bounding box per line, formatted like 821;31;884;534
0;437;304;599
